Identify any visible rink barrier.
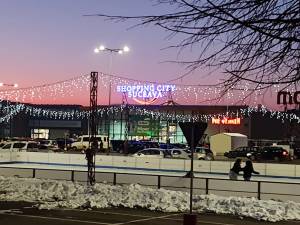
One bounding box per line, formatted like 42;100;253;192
0;166;300;202
2;151;300;178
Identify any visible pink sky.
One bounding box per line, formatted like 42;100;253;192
0;0;286;110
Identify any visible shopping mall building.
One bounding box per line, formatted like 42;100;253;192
1;103;298;145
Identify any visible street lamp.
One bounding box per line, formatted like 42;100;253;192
0;82;18;138
0;83;18;88
94;45;130;55
94;44;130;106
94;44;130;151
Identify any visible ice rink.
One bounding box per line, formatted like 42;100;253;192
1;161;300;184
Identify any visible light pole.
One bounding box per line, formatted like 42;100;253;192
0;83;18;88
0;82;19;137
94;45;130;150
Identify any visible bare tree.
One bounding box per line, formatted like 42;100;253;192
87;0;300;92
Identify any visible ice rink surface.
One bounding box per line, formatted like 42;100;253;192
1;162;300;184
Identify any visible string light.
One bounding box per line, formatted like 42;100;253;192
0;72;299;124
0;71;294;107
0;74;90;103
0;102;299;124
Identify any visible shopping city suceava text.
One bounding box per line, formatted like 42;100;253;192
116;84;176;98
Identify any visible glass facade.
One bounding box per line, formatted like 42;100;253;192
97;112;187;144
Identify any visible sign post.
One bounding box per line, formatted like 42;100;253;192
179;122;208;225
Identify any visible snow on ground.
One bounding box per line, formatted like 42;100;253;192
0;176;299;222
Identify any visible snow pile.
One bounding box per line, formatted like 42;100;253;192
0;176;299;222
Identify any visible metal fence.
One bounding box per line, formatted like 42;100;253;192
0;166;300;202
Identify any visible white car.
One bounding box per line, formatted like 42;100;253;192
166;149;191;159
71;135;109;150
0;142;8;148
132;148;167;158
0;141;39;152
193;147;214;160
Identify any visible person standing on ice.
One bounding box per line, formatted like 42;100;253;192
243;160;260;181
229;158;243;180
91;137;99;153
85;147;94;167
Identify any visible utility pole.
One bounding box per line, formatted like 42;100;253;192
87;71;98;185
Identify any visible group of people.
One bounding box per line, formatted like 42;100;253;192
229;158;259;181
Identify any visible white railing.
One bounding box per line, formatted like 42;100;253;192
1;151;300;178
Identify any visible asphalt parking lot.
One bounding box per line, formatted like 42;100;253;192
0;201;299;225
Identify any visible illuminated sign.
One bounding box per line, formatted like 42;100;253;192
212;117;241;125
116;84;176;104
277;91;300;104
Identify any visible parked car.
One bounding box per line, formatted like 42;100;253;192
71;135;108;150
172;143;188;149
139;141;160;149
111;140;161;154
37;144;55;152
251;146;290;161
38;139;57;147
165;148;191;159
274;144;294;159
0;142;7;148
194;147;214;160
56;138;74;150
127;141;149;154
38;139;59;150
111;140;125;152
159;143;175;149
0;141;39;152
224;146;260;159
132;148;167;158
111;140;145;154
159;143;187;150
294;148;300;160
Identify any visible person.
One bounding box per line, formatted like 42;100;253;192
91;137;98;152
229;158;243;180
123;140;128;155
243;160;260;181
85;147;94;167
85;147;95;184
99;140;104;153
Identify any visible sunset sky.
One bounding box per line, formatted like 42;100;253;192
0;0;284;109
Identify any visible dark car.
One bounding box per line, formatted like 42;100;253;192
294;148;300;160
224;146;260;159
253;146;289;161
140;141;159;149
110;140;145;154
172;143;187;149
110;140;125;152
56;138;73;150
159;143;187;149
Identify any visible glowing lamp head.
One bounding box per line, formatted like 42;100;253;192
99;45;105;51
0;83;3;87
123;46;130;52
118;50;123;54
13;83;18;88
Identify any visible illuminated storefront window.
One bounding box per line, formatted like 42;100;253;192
31;129;49;139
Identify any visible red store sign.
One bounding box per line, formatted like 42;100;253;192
212;117;241;125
